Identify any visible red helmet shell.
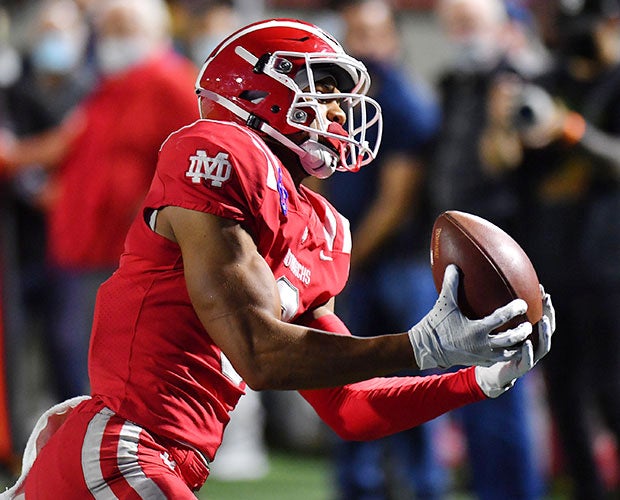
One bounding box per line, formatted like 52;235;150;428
196;19;351;134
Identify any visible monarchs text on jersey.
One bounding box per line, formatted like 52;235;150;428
88;119;351;460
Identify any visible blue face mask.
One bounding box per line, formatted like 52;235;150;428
32;31;82;75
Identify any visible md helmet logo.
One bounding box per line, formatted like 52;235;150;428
186;150;232;187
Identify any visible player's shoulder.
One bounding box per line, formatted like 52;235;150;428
160;119;261;153
157;119;281;204
159;119;276;178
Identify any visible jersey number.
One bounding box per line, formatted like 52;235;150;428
276;276;299;322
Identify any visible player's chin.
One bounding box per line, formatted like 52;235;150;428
286;130;309;145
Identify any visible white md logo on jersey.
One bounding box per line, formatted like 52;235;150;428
186;150;232;187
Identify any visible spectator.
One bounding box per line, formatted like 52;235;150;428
428;0;551;498
484;0;620;497
0;0;199;402
3;18;553;499
3;1;95;421
182;0;243;68
321;1;448;498
14;0;93;128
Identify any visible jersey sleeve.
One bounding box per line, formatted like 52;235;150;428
146;120;274;224
298;313;485;441
301;369;484;441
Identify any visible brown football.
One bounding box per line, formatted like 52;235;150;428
430;210;542;346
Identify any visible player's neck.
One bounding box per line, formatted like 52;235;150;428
265;139;308;188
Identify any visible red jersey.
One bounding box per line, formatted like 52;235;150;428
47;51;199;269
88;120;351;459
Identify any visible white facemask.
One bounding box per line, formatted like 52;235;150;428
95;36;153;76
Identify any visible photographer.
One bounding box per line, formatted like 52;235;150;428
484;1;620;498
429;1;552;498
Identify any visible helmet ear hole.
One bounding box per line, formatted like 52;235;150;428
239;90;269;104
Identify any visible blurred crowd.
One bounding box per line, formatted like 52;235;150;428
1;0;620;499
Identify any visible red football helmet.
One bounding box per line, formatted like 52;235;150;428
195;18;382;178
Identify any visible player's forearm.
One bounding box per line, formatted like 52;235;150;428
214;310;417;391
261;326;416;390
300;368;485;441
296;311;483;441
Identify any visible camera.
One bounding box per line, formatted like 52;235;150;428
511;83;556;132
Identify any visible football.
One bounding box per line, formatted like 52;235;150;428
430;210;542;345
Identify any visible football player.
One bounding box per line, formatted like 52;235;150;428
5;18;555;499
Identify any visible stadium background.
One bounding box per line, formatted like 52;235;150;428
0;1;615;498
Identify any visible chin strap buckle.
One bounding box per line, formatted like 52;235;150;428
246;114;265;131
253;53;272;74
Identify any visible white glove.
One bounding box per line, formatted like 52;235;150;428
475;285;556;398
408;264;533;370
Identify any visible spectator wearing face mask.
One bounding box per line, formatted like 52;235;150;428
0;0;199;404
0;1;95;449
21;0;93;122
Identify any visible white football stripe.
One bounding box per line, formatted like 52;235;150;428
82;408;118;499
117;421;166;499
340;214;352;254
82;408;166;499
322;201;337;251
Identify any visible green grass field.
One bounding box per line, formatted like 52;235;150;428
198;450;334;500
198;450;576;500
0;448;578;499
0;450;334;500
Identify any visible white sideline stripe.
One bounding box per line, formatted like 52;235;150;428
82;408;118;500
117;421;166;499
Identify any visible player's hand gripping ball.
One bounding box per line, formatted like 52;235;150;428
430;210;543;348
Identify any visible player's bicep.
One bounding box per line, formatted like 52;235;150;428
159;205;281;351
